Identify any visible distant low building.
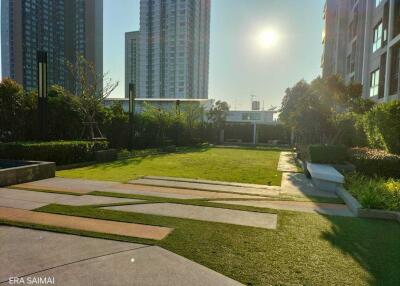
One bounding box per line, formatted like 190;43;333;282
104;98;213;113
226;110;277;125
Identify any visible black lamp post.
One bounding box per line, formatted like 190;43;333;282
37;51;48;140
176;99;181;115
128;83;136;149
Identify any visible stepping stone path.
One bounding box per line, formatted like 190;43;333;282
1;226;243;286
129;177;280;197
0;207;172;240
211;200;354;217
280;172;338;198
104;203;277;229
0;188;142;210
14;177;119;194
277;152;300;172
104;184;261;200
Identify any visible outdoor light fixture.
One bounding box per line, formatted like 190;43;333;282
37;51;48;140
128;83;136;149
176;99;181;115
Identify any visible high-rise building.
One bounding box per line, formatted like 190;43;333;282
138;0;211;99
322;0;400;103
1;0;103;92
125;31;140;98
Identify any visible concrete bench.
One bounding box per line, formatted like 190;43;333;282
306;162;344;193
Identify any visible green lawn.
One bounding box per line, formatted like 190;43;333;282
16;199;399;286
57;147;283;185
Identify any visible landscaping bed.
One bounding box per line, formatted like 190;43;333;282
345;173;400;212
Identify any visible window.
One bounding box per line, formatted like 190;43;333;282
373;22;383;52
370;69;380;97
376;0;382;7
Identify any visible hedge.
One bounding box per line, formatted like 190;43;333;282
0;140;109;165
363;100;400;154
308;144;348;164
349;147;400;179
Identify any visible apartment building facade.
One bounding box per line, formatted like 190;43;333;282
125;31;140;98
1;0;103;92
137;0;211;99
322;0;400;102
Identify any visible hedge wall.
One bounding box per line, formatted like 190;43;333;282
308;144;348;164
0;140;109;165
349;147;400;179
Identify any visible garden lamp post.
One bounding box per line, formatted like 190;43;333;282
128;83;136;149
176;99;181;115
37;51;48;140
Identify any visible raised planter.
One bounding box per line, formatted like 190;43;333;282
336;186;400;224
0;159;55;187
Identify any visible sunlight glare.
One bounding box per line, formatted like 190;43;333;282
258;29;278;49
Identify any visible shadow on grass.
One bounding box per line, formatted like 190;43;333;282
282;169;400;284
85;145;212;169
321;215;400;285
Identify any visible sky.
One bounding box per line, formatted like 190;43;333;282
0;0;325;110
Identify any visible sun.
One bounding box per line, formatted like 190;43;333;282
258;29;278;48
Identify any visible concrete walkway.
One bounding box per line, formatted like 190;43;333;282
13;177;119;194
277;152;299;172
0;188;142;210
104;203;277;229
280;173;338;198
129;178;281;197
104;184;261;200
0;226;243;286
144;176;279;189
211;200;353;217
0;207;172;240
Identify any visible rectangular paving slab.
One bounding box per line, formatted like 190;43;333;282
105;203;277;229
13;177;119;194
0;188;142;209
0;226;143;282
144;176;278;189
0;207;173;240
211;200;354;217
0;226;243;286
280;172;338;198
129;178;281;197
104;184;261;200
0;197;47;210
277;152;299;172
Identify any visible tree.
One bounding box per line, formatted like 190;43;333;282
279;75;374;145
46;85;83;140
67;54;119;139
0;78;36;141
208;100;229;144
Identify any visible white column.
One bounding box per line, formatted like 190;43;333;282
361;0;371;98
253;122;257;145
384;0;395;102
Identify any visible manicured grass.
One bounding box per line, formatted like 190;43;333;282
57;147;283;185
30;203;400;286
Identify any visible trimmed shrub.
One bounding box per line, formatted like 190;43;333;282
308;144;348;164
0;140;109;165
95;149;117;162
349;147;400;179
363;100;400;154
345;173;400;211
335;112;367;147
